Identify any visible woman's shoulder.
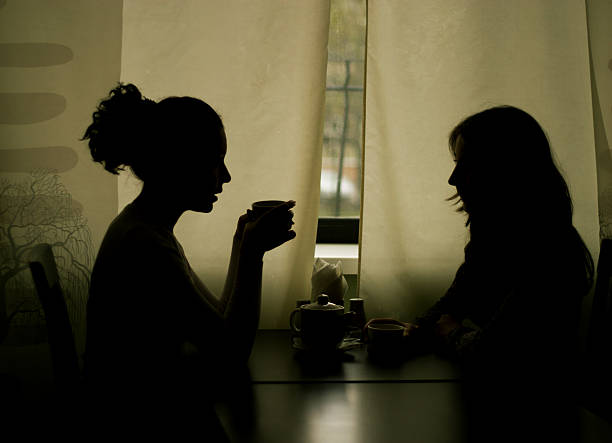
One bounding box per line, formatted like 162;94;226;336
97;204;178;263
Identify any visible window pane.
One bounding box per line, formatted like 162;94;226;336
319;0;366;218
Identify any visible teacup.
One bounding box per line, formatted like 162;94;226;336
367;323;405;346
251;200;286;218
366;322;405;361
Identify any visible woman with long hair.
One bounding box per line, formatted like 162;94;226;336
391;106;593;442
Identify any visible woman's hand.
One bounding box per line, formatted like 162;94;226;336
234;213;251;243
234;210;254;243
434;314;461;338
240;200;296;254
403;322;420;337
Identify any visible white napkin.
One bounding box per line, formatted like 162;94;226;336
311;257;348;305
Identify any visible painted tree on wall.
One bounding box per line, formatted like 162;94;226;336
0;171;93;345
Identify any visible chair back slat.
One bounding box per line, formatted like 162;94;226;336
28;243;80;392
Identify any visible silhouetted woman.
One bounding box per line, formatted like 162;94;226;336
82;84;295;437
402;106;593;442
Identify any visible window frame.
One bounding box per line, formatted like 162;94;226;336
316;217;359;244
317;0;365;246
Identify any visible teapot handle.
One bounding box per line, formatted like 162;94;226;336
289;308;301;333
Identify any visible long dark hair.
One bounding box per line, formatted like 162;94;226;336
449;105;593;291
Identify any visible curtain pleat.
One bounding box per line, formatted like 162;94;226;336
2;0;607;334
120;0;330;328
587;0;612;239
584;0;612;414
359;0;600;321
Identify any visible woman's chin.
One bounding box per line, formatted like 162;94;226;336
190;199;215;213
188;194;219;213
203;201;215;213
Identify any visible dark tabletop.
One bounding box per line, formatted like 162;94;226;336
214;330;466;442
247;329;461;383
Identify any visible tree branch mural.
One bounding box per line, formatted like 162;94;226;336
0;171;93;345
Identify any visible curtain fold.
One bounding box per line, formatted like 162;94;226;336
359;0;600;321
585;0;612;401
120;0;330;328
587;0;612;239
2;0;607;336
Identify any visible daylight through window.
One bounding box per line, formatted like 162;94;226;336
319;0;366;220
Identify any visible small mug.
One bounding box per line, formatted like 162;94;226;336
365;320;406;362
367;323;405;347
251;200;286;218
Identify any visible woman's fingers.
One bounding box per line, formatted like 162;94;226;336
267;202;295;221
234;212;252;241
403;323;419;337
264;202;295;231
243;200;297;253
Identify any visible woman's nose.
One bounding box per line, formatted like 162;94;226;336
223;163;231;184
448;166;458;186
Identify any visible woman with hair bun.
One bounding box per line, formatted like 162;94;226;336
82;83;295;435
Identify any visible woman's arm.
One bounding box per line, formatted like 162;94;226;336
413;262;471;330
220;245;264;364
220;201;296;363
436;279;575;364
217;212;252;314
183;202;296;365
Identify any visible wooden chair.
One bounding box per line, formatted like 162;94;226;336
28;243;81;397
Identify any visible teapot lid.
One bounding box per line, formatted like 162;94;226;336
302;294;343;311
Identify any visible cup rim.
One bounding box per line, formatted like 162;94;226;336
252;200;285;207
367;323;405;331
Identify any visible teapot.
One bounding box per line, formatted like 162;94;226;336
289;294;354;350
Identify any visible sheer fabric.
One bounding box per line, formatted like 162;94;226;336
0;0;607;336
120;0;330;328
359;0;600;320
587;0;612;238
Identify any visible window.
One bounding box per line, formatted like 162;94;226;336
317;0;366;244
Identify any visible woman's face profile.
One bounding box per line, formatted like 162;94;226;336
448;135;505;216
177;127;231;214
448;136;471;211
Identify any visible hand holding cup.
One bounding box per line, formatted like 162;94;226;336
242;200;296;254
251;200;287;218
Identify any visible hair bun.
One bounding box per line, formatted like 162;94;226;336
82;83;156;175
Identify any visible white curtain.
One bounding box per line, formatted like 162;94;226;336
120;1;330;328
359;0;600;321
587;0;612;239
1;0;607;337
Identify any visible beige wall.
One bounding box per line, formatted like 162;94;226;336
0;0;122;356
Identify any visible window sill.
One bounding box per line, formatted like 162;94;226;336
314;243;359;275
